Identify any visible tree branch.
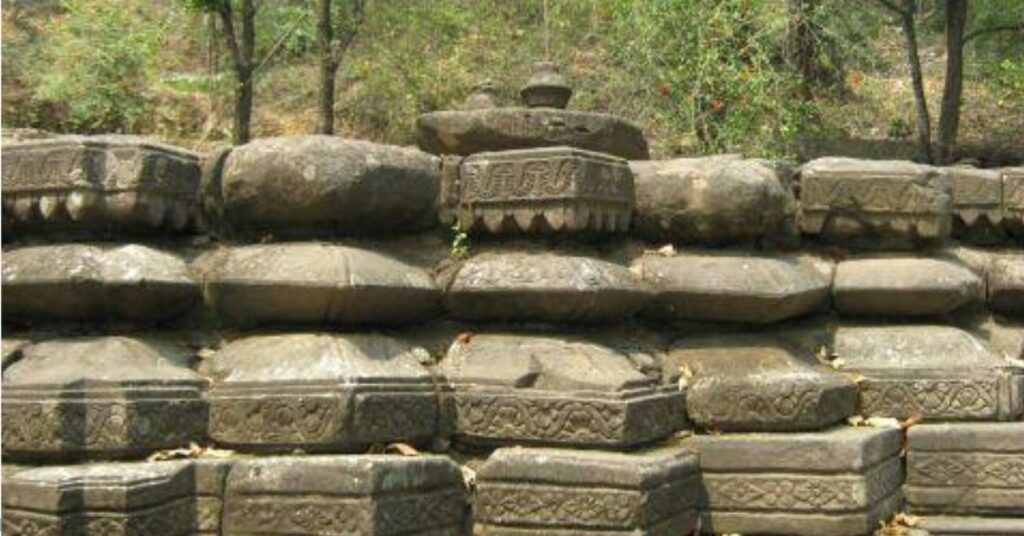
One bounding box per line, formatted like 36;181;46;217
216;2;243;76
962;23;1024;45
331;0;365;64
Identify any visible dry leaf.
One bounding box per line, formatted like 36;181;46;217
455;332;474;345
656;244;676;257
846;415;866;427
385;443;420;456
460;465;477;491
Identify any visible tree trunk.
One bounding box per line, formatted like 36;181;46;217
937;0;967;163
786;0;817;99
317;0;337;135
897;5;932;163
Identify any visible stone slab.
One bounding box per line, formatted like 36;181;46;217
1;134;201;236
202;333;437;452
798;157;952;248
989;254;1024;316
2;244;199;322
416;108;649;159
835;326;1023;420
197;243;440;327
2;337;207;461
457;146;634;234
833;257;983;316
214;136;440;236
684;427;904;536
222;455;467;535
441;251;650;323
438;334;686;449
634;252;829;324
948;166;1006;244
919;516;1024;535
1003;167;1024;237
474;446;700;535
668;334;857;432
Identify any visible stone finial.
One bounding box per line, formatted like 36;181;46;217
461;80;500;110
520;61;572;109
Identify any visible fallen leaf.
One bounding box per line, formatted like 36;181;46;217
385;443;420;456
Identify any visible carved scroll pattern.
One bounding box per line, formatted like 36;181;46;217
452;394;627;443
912;452;1024;488
858;378;999;419
476;486;640;527
801;176;945;214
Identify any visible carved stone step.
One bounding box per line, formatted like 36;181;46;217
834;325;1023;421
948;166;1006;245
833;257;983;316
683;426;905;536
905;422;1024;518
2;243;199;322
1003;167;1024;238
918;516;1024;535
202;333;437;452
667;333;857;432
474;446;700;535
438;334;686;449
1;336;207;462
441;251;650;324
989;254;1024;316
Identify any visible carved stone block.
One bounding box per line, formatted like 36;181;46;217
203;333;437;452
634;253;830;324
949;166;1005;244
667;334;856;432
475;446;700;535
215;136;440;237
2;337;207;461
441;251;651;323
833;257;983;316
906;422;1024;517
416;108;649;160
683;427;904;536
798;157;952;248
222;455;467;535
2;461;195;535
834;326;1023;421
1;135;201;236
1003;167;1024;237
197;243;440;327
438;334;686;449
989;254;1024;316
189;459;232;535
457;147;634;234
2;244;199;322
919;516;1024;535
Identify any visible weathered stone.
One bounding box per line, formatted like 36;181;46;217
918;516;1024;535
1002;167;1024;237
202;333;437;451
475;446;700;535
667;334;857;432
683;427;904;536
198;243;439;326
948;166;1006;244
989;254;1024;316
833;257;983;316
222;455;467;535
416;108;649;159
906;422;1024;517
631;156;793;245
2;337;207;461
438;334;686;449
2;244;199;322
189;458;232;536
634;252;830;323
834;326;1023;420
457;147;633;234
798;157;952;248
441;251;650;323
215;136;440;236
1;134;201;236
2;461;195;535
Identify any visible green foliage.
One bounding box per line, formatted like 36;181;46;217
450;222;470;260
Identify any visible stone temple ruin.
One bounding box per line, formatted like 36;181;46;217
1;62;1023;536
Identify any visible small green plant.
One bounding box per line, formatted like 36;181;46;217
886;117;911;139
450;221;470;260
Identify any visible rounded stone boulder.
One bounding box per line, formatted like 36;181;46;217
833;257;983;316
214;136;440;236
989;254;1024;316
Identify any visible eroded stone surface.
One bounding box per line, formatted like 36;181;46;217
906;422;1024;516
198;243;439;326
798;157;951;248
441;251;650;323
1003;167;1024;237
457;147;634;234
2;244;199;322
684;427;904;536
834;326;1023;420
989;254;1024;316
438;334;686;449
631;156;794;245
667;334;856;432
2;460;194;535
214;136;440;236
416;108;649;159
634;252;830;324
202;333;437;451
948;166;1005;244
475;446;700;535
1;134;202;236
919;516;1024;535
222;455;467;535
2;337;207;461
833;257;983;316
